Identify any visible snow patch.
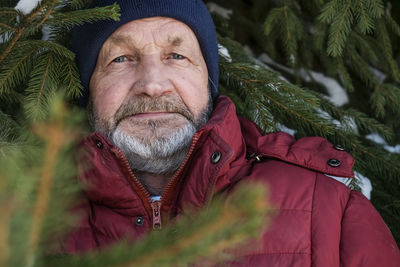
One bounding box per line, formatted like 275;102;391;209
207;2;233;19
342;116;358;134
304;71;348;106
276;123;296;136
42;25;52;40
15;0;42;15
370;67;387;84
259;53;293;74
315;108;358;134
289;54;295;64
366;133;400;154
316;108;342;127
325;172;372;200
354;171;373;200
258;53;349;106
218;44;232;62
326;175;352;187
267;83;280;92
0;32;11;44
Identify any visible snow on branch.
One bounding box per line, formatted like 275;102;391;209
15;0;42;15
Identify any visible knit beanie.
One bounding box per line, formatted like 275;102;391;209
71;0;219;106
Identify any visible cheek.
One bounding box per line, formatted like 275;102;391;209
91;73;134;118
172;70;209;114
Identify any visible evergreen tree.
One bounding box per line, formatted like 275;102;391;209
207;0;400;246
0;0;399;265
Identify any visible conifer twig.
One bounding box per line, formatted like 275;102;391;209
25;116;67;265
35;53;52;108
328;0;352;56
0;22;16;31
0;47;38;94
0;0;56;65
225;65;331;134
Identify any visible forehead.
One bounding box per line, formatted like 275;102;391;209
105;17;198;48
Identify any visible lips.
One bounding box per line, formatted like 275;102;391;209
131;112;177;119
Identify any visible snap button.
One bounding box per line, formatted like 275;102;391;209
328;158;341;167
211;151;222;164
334;144;345;151
95;140;103;149
135;217;144;226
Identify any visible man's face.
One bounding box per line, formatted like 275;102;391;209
89;17;211;174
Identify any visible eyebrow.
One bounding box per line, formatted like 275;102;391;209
109;34;134;47
109;34;184;48
169;36;183;46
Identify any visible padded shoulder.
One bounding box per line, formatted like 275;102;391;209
239;118;355;178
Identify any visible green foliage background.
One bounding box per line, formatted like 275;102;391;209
205;0;400;246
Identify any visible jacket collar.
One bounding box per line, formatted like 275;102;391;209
77;96;249;213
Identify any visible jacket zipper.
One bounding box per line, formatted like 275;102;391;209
112;147;153;224
151;201;162;230
160;132;201;207
111;131;202;231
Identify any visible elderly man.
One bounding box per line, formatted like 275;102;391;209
65;0;400;265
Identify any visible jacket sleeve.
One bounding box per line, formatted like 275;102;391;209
339;190;400;267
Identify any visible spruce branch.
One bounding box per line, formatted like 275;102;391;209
371;86;387;117
368;0;385;18
0;0;53;65
264;5;304;66
384;13;400;37
0;22;16;32
63;60;82;98
371;84;400;118
46;4;121;28
317;95;394;141
355;0;375;34
326;0;353;57
0;40;75;98
349;31;379;65
23;52;55;121
220;62;335;136
318;0;339;24
68;0;88;9
376;19;400;82
0;28;24;65
346;43;379;88
335;58;354;92
0;46;38;95
263;7;281;36
0;9;19;16
25;104;70;266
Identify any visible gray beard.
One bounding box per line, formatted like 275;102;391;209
110;120;196;174
89;94;212;175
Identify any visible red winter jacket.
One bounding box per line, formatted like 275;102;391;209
63;96;400;266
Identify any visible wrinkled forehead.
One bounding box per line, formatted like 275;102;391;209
103;17;200;50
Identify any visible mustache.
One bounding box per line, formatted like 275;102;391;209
114;95;194;126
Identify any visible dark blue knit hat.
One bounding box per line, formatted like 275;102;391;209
71;0;219;106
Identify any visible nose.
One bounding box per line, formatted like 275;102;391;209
132;55;173;97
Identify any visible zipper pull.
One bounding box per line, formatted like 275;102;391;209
248;153;262;163
151;201;162;230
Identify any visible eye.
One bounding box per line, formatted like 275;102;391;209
170;53;186;60
112;56;127;63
